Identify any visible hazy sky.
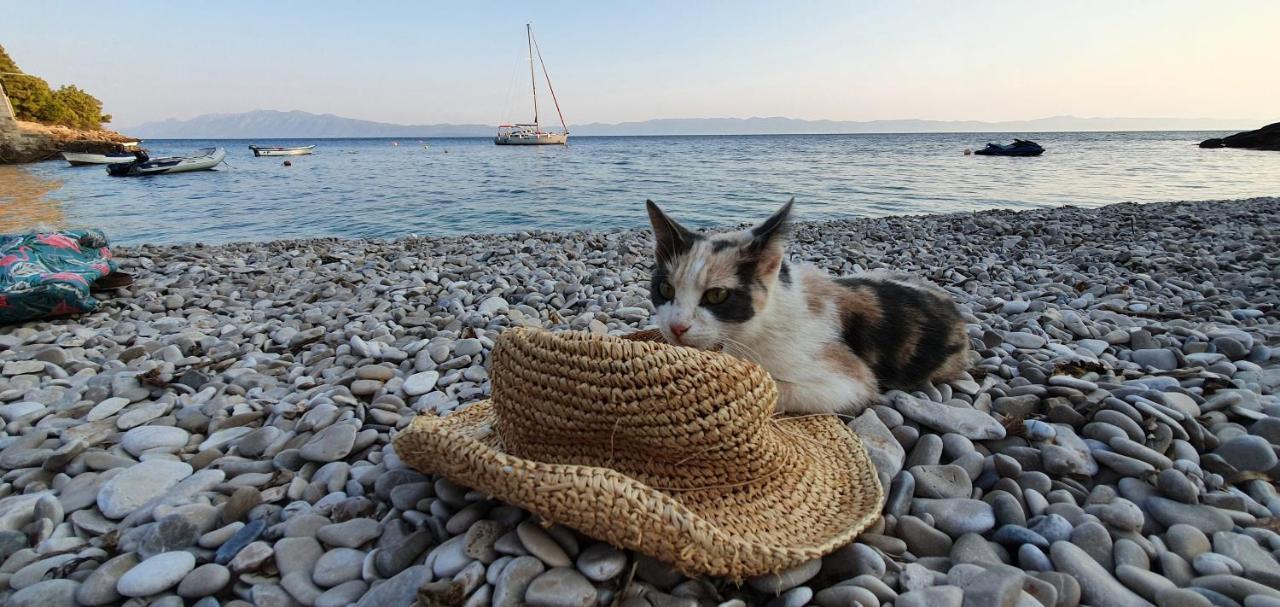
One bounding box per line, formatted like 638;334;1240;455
4;1;1277;128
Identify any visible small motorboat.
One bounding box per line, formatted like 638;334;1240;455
62;151;140;166
249;144;316;157
106;148;227;177
973;139;1045;157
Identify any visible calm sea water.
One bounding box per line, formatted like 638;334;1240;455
4;132;1279;245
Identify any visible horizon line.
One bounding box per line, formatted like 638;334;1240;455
132;129;1245;141
120;109;1273;131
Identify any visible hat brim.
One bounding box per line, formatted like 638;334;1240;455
393;401;883;578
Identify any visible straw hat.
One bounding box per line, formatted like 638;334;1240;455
392;327;883;578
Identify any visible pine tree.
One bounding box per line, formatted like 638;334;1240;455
1;43;110;129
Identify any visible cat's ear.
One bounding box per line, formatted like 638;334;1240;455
646;199;698;262
748;197;794;251
745;198;793;281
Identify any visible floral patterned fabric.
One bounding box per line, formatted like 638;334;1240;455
0;229;116;324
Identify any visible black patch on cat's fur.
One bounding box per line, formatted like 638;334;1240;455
711;239;737;253
778;262;791;286
649;269;672;306
703;287;755;323
836;277;961;388
735;258;758;288
898;307;957;386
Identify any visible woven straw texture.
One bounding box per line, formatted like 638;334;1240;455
393;327;883;578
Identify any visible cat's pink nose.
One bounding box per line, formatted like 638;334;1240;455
669;324;690;338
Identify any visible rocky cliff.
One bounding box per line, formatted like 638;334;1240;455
0;120;136;164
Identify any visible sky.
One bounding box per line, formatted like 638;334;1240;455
3;1;1278;129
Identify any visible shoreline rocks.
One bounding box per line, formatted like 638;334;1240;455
0;197;1277;606
0;120;135;165
1200;121;1280;151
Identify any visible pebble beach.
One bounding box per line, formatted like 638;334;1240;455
1;196;1278;607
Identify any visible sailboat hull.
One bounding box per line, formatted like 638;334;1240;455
494;132;568;145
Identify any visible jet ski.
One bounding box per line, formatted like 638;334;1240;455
973;139;1045;157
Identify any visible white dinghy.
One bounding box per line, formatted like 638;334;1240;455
249;145;316;157
63;151;140;166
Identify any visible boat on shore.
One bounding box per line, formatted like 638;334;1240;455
974;139;1045;157
62;151;139;166
106;148;227;177
495;24;569;146
249;145;316;157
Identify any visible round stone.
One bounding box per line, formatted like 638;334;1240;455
524;568;596;607
356;364;395;381
911;498;996;537
86;397;130;421
1029;514;1074;543
494;556;545;607
1132;349;1178;370
177;563;231;598
313;548;365;587
8;579;79;607
299;423;358;462
576;543;626;582
430;535;472;578
910;464;973;499
316;518;381;549
75;553;137;606
117;551;197;597
517;521;572;568
1144;497;1233;534
121;425;190;456
97;460;194;519
748;558;821;594
1215;435;1278;472
402;371;440;396
1156;469;1199;503
454;338;484;357
479;297;510;316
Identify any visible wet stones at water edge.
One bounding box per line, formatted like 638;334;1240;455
0;197;1277;605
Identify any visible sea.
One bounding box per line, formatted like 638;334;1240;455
3;131;1279;246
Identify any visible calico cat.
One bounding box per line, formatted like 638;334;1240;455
646;198;970;415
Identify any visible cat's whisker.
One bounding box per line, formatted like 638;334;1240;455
714;335;766;366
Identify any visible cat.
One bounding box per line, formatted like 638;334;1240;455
645;198;970;415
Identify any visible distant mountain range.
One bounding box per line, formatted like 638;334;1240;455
124;109;1261;139
125;111;491;139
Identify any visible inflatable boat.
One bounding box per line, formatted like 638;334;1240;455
106;148;227;177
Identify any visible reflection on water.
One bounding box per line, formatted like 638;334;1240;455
12;132;1280;245
0;165;64;233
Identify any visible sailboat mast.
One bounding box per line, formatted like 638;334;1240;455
531;28;568;134
527;24;539;127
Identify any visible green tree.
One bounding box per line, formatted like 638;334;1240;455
0;44;19;73
48;85;107;129
4;74;53;119
2;43;110;129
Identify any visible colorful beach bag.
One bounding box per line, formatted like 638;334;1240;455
0;229;117;324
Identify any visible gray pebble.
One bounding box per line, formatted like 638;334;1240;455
524;568;597;607
576;543;626;582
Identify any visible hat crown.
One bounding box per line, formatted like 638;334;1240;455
490;328;784;489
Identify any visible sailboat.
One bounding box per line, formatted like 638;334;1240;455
495;24;568;145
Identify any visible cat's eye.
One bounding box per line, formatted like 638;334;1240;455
702;287;729;305
658;280;676;299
